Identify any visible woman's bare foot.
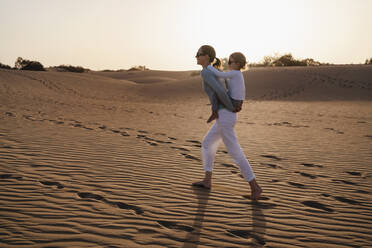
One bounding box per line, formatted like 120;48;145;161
192;171;212;189
251;186;262;201
249;179;262;201
192;181;211;189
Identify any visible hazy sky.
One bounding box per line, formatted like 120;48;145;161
1;0;371;71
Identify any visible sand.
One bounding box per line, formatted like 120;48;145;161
0;65;371;247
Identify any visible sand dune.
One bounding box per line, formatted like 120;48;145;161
0;65;371;247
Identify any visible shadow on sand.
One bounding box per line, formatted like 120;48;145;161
182;187;266;247
251;202;266;247
182;187;210;248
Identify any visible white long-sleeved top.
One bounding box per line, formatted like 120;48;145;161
207;65;246;101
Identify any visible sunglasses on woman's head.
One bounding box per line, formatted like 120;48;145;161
196;52;206;58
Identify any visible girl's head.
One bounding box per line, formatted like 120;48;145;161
196;45;216;66
212;58;223;71
228;52;247;70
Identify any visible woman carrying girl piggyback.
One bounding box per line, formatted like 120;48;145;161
193;45;262;200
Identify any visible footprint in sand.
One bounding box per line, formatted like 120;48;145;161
301;163;323;168
184;140;202;148
152;139;172;144
324;127;344;134
186;140;201;144
355;189;369;194
221;163;238;169
227;230;266;245
180;153;201;161
260;154;282;161
77;192;144;215
295;171;317;179
333;196;361;205
170;146;190;152
157;220;194;232
113;201;144;215
345;171;362;176
77;192;105;201
121;131;130;137
146;141;158;146
332;179;357;186
288;182;306;188
301;200;334;212
40;180;64;189
260;162;280;169
0;174;22;180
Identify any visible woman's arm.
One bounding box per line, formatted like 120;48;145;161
207;65;238;79
201;69;234;111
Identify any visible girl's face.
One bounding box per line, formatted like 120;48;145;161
228;56;241;70
196;48;209;66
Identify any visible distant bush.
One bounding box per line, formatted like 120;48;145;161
365;58;372;65
128;65;149;71
0;62;12;69
53;64;88;73
15;57;45;71
249;53;322;67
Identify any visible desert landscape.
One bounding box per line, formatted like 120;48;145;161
0;65;371;247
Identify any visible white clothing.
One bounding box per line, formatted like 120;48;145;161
201;108;255;182
207;65;246;101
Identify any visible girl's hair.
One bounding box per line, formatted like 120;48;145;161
212;57;221;68
230;52;247;70
200;45;216;63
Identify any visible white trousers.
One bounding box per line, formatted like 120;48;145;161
202;109;255;182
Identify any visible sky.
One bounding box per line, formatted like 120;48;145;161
1;0;371;71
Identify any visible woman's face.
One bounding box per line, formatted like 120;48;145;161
196;48;209;65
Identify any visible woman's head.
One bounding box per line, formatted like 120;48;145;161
228;52;247;70
196;45;216;66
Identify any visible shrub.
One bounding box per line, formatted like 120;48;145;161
128;65;149;71
249;53;323;67
365;58;372;65
0;62;12;69
54;64;88;73
15;57;45;71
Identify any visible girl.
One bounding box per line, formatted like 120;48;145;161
193;47;262;200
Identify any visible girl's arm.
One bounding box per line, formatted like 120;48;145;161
207;65;238;79
201;69;234;111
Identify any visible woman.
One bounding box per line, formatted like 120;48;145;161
192;45;262;200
